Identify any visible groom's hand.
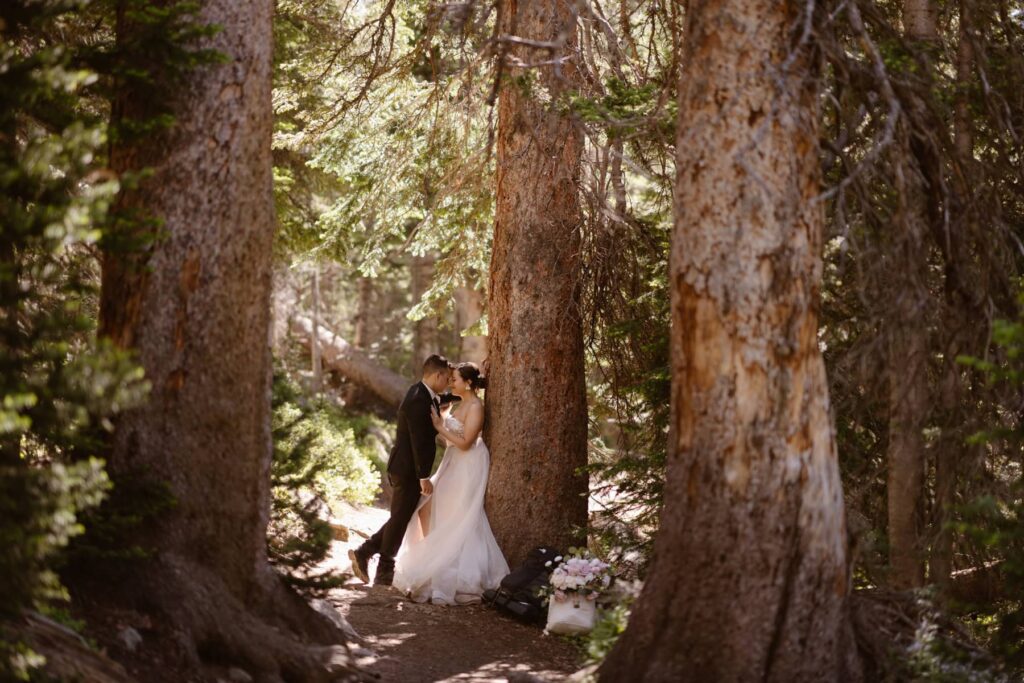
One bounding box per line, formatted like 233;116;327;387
420;479;433;496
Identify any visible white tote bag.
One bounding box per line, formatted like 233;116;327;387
546;595;597;634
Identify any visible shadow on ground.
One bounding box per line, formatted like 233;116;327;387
324;504;583;682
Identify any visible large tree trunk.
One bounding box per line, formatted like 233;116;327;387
484;0;588;566
600;1;860;680
96;2;358;679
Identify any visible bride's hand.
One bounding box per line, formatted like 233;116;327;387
430;409;443;431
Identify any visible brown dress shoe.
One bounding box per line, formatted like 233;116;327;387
348;548;370;584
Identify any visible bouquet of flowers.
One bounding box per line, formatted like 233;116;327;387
545;549;613;604
543;549;613;634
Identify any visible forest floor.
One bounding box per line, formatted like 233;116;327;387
323;504;584;683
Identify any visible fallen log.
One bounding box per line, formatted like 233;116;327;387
289;315;407;408
948;560;1004;604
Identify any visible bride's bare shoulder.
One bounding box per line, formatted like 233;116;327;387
464;399;484;418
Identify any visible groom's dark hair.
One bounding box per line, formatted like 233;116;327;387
422;354;452;376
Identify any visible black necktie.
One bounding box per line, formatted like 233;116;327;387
432;396;440;413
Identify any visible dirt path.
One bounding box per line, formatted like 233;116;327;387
324;504;584;682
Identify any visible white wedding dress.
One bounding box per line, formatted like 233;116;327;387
394;413;509;604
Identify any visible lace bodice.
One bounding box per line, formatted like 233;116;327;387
444;414;465;439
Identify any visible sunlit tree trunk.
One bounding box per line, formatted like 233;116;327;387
600;0;861;679
100;0;277;594
485;0;588;566
97;1;354;678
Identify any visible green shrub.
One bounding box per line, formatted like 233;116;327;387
580;581;641;675
268;370;382;593
956;291;1024;673
0;2;145;678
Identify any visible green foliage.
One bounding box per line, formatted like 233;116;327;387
955;291;1024;672
817;0;1024;591
272;0;493;324
569;78;674;141
272;370;383;506
579;581;640;676
585;600;633;667
0;639;45;683
897;592;1008;683
68;472;177;564
103;0;226;142
585;216;672;577
268;370;382;593
0;460;110;617
0;1;148;677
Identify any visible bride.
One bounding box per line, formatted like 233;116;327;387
393;362;509;604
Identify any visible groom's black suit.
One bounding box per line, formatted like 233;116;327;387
360;382;455;580
387;382;441;482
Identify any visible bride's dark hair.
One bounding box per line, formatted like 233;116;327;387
456;362;487;391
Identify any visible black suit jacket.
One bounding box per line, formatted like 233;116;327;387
387;383;440;481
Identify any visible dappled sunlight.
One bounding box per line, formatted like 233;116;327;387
444;661;571;681
322;503;582;681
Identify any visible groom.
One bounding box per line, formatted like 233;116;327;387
349;354;454;586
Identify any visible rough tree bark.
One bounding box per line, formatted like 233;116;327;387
886;0;938;590
97;1;359;679
485;0;589;566
599;1;861;680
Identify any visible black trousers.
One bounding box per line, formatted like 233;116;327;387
361;474;421;572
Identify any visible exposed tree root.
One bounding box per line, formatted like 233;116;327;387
4;611;134;683
851;589;994;681
74;554;374;683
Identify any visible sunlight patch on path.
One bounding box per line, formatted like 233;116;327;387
324;501;583;682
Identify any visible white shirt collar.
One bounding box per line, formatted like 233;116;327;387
420;380;439;402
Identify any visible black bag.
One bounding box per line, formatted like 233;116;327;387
484;546;561;624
